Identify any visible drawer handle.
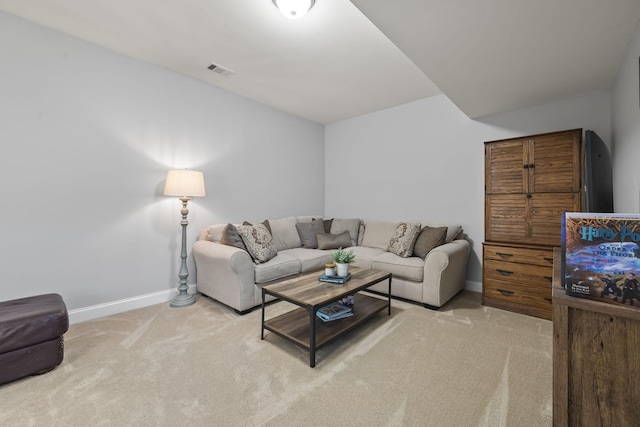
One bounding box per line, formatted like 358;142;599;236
544;297;552;304
496;269;514;276
544;257;554;264
544;276;553;283
496;252;513;259
497;289;514;296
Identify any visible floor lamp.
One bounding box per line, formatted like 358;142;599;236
164;169;205;308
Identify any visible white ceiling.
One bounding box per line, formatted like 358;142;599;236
1;0;639;124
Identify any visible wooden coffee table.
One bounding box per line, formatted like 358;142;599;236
260;267;392;367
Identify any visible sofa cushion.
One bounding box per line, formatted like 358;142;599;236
236;223;277;264
387;222;422;257
361;221;399;249
317;231;351;250
414;226;448;259
254;253;301;284
280;248;332;273
323;219;333;233
372;252;425;282
330;218;361;247
267;216;302;251
295;219;326;249
206;224;226;242
296;215;322;223
447;225;463;242
350;246;386;270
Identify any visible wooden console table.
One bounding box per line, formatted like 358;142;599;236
552;250;640;426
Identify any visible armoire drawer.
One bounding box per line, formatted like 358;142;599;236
484;244;554;267
484;278;553;310
483;259;553;287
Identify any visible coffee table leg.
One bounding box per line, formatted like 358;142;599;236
309;308;316;368
261;288;266;340
387;276;392;315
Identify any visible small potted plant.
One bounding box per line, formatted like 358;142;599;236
332;247;356;277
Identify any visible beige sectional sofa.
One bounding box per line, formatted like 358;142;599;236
193;216;470;314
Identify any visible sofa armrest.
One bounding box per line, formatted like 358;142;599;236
192;240;257;313
422;239;471;307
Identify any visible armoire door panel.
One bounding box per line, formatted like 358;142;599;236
485;141;527;194
529;193;581;246
529;131;581;193
485;195;528;242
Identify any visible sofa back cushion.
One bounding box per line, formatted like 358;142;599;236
329;218;361;247
361;221;399;249
267;216;302;251
446;225;463;242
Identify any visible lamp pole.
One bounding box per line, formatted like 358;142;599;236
171;196;196;307
164;168;205;308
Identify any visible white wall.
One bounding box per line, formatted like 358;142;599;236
3;8;630;318
612;22;640;212
0;12;324;318
326;91;611;289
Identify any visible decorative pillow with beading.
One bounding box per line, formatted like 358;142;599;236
387;222;422;258
236;223;277;263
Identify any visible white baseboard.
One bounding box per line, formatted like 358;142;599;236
68;285;197;324
465;280;482;293
69;281;482;324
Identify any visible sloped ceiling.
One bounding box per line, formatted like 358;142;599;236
0;0;639;123
350;0;640;118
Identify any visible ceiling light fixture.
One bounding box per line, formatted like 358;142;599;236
272;0;316;20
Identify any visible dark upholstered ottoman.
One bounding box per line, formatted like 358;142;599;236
0;293;69;385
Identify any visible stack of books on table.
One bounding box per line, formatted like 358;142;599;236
318;273;351;284
316;302;353;322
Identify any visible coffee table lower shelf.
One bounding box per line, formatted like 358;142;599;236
263;293;387;361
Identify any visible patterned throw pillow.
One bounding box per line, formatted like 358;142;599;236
387;222;422;258
236;223;277;263
413;226;448;259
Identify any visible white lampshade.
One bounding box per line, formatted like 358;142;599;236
272;0;315;20
164;169;205;197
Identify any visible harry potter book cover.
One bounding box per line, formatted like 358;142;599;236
562;213;640;308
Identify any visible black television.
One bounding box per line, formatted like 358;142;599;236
583;130;614;212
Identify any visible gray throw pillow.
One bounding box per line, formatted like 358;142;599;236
220;223;248;252
330;218;361;246
317;231;352;250
413;226;448;259
295;219;325;248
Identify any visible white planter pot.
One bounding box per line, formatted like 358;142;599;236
335;263;349;277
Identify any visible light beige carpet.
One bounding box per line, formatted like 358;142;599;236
0;291;552;427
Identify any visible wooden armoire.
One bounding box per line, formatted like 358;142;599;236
482;129;582;320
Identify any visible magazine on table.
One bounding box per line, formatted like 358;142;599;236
318;273;351;284
316;302;352;321
562;212;640;308
316;311;353;322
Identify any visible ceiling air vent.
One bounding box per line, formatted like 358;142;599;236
207;62;234;77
